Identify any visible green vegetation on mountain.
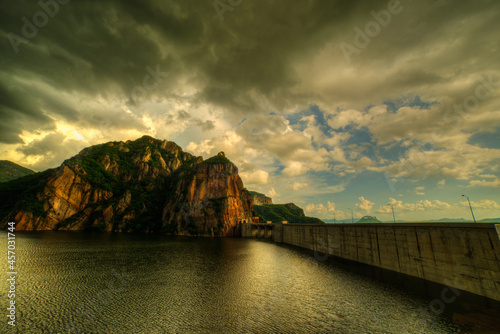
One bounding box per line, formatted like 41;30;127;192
253;203;324;224
0;136;253;236
0;170;52;218
0;160;35;183
248;191;266;198
201;152;231;165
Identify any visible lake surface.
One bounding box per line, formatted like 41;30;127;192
0;231;464;333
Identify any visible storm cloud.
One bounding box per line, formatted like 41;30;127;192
1;0;499;220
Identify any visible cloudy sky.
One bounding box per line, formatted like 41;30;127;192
1;0;499;221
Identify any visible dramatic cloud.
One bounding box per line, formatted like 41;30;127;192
1;0;499;220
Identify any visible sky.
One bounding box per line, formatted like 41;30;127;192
0;0;499;222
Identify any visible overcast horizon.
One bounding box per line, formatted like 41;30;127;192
1;0;499;221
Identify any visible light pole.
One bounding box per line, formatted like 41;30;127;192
462;194;476;223
348;208;354;223
388;203;396;223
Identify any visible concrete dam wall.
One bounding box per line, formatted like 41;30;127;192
242;223;500;302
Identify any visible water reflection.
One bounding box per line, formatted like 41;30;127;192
0;232;462;333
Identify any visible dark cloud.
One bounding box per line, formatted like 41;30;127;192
0;1;382;123
177;110;190;121
0;0;499;166
195;119;215;131
16;132;87;171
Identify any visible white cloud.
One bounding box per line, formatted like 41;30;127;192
314;184;347;194
305;201;344;219
240;170;269;186
377;198;452;214
467;178;500;188
328;109;366;129
369;144;500;180
268;188;277;197
291;182;309;190
437;179;446;188
462;199;500;210
282;161;308;176
415;186;425;196
306;203;327;215
376;198;500;221
355;196;374;214
186;140;214;156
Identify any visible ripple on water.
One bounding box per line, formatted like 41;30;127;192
0;232;464;333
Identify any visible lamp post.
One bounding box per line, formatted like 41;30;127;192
462;194;476;223
348;208;354;224
388;203;396;223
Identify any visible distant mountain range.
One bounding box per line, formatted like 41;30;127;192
480;218;500;222
322;217;500;223
427;218;471;222
323;216;384;224
0;160;35;183
417;218;500;223
323;218;359;224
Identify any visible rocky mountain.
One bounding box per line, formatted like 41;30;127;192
0;160;35;183
253;203;324;224
249;191;273;205
0;136;253;236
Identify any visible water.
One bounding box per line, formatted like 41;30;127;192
0;231;463;333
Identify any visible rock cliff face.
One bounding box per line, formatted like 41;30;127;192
0;137;253;236
249;191;273;205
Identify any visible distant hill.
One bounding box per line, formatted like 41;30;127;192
0;161;35;183
356;216;382;223
324;217;500;224
253;203;324;224
480;218;500;222
324;217;392;224
248;191;273;205
427;218;471;222
323;218;350;224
